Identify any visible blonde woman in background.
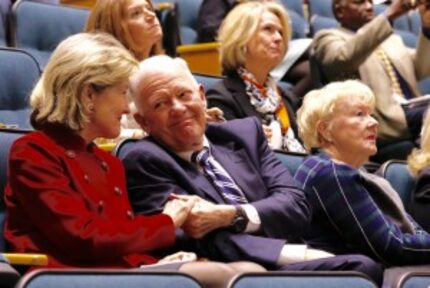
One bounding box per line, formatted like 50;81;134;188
207;1;305;152
408;110;430;232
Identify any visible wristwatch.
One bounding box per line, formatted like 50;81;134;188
229;205;249;233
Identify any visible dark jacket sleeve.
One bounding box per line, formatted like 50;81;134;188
206;79;245;120
196;0;234;43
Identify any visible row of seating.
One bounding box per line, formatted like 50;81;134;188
9;268;430;288
0;127;423;288
9;269;386;288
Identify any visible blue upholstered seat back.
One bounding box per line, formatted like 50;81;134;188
193;73;223;91
230;272;377;288
310;14;339;35
12;0;89;68
0;14;5;46
308;0;334;19
17;270;202;288
0;48;40;129
177;0;202;44
380;160;416;207
274;150;306;176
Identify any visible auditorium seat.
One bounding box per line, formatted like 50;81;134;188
274;150;307;176
0;13;6;46
229;271;378;288
0;47;41;129
10;0;89;69
153;0;202;45
16;269;202;288
379;160;416;207
0;254;20;288
308;0;333;19
193;73;223;91
397;271;430;288
309;14;339;36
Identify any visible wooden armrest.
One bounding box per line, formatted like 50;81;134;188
155;2;174;11
177;43;221;76
176;42;220;54
97;142;116;152
3;253;48;266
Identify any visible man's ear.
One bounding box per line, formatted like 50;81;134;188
134;112;151;134
198;84;207;109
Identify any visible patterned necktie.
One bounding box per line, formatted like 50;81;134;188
192;148;248;204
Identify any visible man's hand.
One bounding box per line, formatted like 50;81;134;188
262;124;273;141
305;248;335;261
418;0;430;27
162;196;197;228
179;196;236;239
386;0;415;21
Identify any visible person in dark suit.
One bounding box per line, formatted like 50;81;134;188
206;1;305;153
121;54;383;284
4;33;266;288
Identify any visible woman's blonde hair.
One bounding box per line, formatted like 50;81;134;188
218;1;290;73
85;0;162;60
408;110;430;176
30;32;138;131
297;80;375;151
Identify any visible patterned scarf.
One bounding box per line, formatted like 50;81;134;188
237;67;305;153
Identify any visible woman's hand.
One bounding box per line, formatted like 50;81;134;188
158;251;197;264
162;196;197;228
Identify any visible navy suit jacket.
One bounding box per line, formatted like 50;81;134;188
122;117;311;268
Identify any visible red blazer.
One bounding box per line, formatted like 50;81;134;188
4;127;175;268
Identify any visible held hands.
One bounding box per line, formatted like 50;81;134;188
162;195;197;228
174;195;236;239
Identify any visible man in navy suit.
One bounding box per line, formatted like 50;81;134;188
121;55;382;283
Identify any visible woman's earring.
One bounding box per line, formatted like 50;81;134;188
87;103;94;112
243;46;248;54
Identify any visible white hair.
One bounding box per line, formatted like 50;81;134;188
129;55;198;114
